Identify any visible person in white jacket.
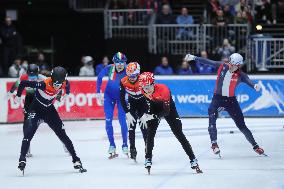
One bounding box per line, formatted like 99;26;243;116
79;56;95;76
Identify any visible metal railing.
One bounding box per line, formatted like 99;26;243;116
104;9;154;39
149;24;249;55
250;38;284;71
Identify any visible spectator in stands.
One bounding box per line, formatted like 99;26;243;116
271;0;277;24
223;4;234;23
207;0;221;22
217;38;235;60
177;60;193;75
196;50;215;74
0;16;22;77
20;59;28;75
96;56;109;76
143;0;162;13
79;56;95;76
255;0;272;24
176;7;195;40
110;0;125;25
155;4;175;24
35;52;50;76
154;56;174;75
213;10;228;26
8;57;22;78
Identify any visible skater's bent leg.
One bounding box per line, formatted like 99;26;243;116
117;100;128;147
128;120;137;149
104;95;116;147
165;111;196;160
145;119;159;160
140;125;148;145
226;99;257;146
20;111;40;161
45;106;79;162
208;96;220;143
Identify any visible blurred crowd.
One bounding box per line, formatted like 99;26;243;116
1;1;283;77
0;16;51;78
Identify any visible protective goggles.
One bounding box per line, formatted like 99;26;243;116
53;82;63;88
115;62;125;65
142;84;154;92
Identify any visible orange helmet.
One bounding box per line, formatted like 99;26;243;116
126;62;140;78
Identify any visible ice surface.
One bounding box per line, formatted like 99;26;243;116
0;118;283;189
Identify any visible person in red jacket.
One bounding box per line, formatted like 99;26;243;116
138;72;202;174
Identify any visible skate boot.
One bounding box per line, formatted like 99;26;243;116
18;161;26;176
253;145;267;156
108;146;118;159
73;160;87;173
130;147;137;162
145;158;152;174
211;143;221;158
190;159;203;173
122;146;129;158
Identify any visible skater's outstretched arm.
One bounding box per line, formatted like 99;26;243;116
184;53;222;68
240;72;255;89
16;80;46;97
96;66;109;93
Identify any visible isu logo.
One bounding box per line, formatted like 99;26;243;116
243;81;284;114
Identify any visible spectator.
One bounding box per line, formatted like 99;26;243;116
223;4;234;23
155;4;175;24
0;16;22;76
8;57;22;78
213;10;228;26
177;60;193;75
176;7;194;39
196;50;215;74
96;56;109;76
255;0;272;24
235;11;247;23
79;56;95;76
207;0;222;21
20;59;28;75
154;56;174;75
35;52;50;76
217;38;235;60
143;0;161;13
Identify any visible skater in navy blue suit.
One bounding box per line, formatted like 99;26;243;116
96;52;128;158
185;52;266;157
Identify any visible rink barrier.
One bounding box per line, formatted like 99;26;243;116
0;75;284;123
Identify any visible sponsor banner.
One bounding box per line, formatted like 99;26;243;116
3;78;117;123
0;75;283;123
156;76;284;117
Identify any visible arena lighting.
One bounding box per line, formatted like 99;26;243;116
256;24;263;31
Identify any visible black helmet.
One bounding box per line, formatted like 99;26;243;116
27;64;39;77
51;66;67;84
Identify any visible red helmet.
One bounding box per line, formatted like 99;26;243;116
126;62;140;78
139;72;155;88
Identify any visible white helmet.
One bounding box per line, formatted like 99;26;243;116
82;56;93;64
229;53;243;66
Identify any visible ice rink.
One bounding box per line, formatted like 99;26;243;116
0;118;283;189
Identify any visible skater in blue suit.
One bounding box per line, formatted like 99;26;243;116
96;52;129;158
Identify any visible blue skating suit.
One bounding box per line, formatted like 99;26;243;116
96;64;128;148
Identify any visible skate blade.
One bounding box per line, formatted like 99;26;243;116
108;153;119;159
146;167;151;175
79;168;87;173
261;153;268;157
22;169;25;176
195;167;203;174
